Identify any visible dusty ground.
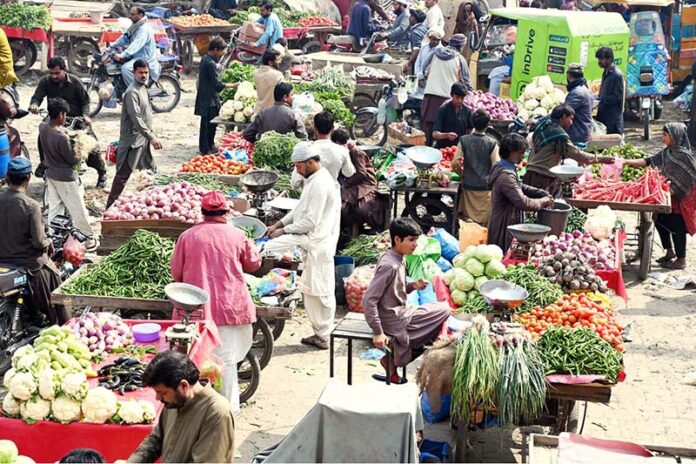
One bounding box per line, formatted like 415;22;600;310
11;74;696;462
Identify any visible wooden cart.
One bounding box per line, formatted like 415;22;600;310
567;198;671;280
99;219;193;255
454;381;614;462
165;21;235;72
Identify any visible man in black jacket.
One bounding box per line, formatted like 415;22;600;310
595;47;625;135
194;37;235;155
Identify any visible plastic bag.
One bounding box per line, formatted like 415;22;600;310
591;118;607;136
418;282;437;305
253;269;296;297
199;355;225;392
421;392;451;424
63;235;86;266
431;228;460;262
344;265;375;313
406;236;441;279
406;288;420;306
104;141;118;165
599;157;624;180
436;257;453;272
432;275;457;309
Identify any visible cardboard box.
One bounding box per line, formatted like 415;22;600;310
239;21;266;54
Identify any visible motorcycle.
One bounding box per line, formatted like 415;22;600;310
218;29;264;68
84;48;182;118
0;215;91;373
350;78;422;146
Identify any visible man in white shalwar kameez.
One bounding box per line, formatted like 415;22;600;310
265;142;341;350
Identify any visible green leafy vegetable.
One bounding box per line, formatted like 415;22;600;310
220;62;256;102
253;131;299;171
340;232;391;266
0;4;52;31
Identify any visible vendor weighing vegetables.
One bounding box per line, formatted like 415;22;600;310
432;83;471;149
488;134;554;250
622;123;696;270
523;104;614;195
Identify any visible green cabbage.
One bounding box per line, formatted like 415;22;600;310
486;245;504;262
464;258;485;277
454;270;475;292
443;269;457;286
468;290;481;301
452;253;468;269
485;260;506;279
451;289;468;306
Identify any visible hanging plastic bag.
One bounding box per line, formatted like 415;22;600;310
431;228;460;262
591;118;607;136
418;282;437;305
600;157;624;180
104;141;118;165
344;265;376;313
63;235;86;266
405;236;441;279
436;257;453;272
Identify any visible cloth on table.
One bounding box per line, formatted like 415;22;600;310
254;380;423;463
215;324;253;414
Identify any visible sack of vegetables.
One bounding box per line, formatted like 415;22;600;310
344;266;375;313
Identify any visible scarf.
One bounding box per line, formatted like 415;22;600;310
567;78;588;93
532;116;569;154
125;17;147;41
652;122;696;200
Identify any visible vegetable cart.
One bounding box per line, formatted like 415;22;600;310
1;25;52;77
566;199;671;280
99;219;194;255
0;319;218;463
165;21;235;72
388;183;460;236
454;381;614;462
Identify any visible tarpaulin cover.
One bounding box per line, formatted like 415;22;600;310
0;319;220;463
254;380;421;463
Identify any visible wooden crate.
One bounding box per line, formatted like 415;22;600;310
387;125;426;146
99;219;193;255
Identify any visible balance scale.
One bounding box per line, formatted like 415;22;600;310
479;279;529;322
506;223;552;261
164;283;209;354
240;170;280;225
550;165;585;199
404;146;442;189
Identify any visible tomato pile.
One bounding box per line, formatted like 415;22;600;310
180;155;251;175
439;145;456;171
220;131;254;163
513;293;624;351
298;16;335;27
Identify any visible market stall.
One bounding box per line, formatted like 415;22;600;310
165;15;235;72
0;3;53;76
0;319;219;463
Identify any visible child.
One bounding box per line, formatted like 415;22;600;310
362;218;451;384
452;108;499;225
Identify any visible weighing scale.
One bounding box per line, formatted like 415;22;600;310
549;165;585;198
164;283;209;354
404;146;442;188
506;223;552;261
240;170;280;225
479;280;529;322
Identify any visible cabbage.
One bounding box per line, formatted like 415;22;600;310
524;99;539;110
474;245;494;264
486;245;504;262
462;246;477;262
452;253;468;269
464;258;485;277
454;270;475;292
468;290;481;301
474;276;489;291
451;289;468;306
443;269;457;286
540;95;555;110
0;440;18;464
485;260;506;279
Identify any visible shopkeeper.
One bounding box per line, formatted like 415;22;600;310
622;123;696;270
243;82;307;142
170;191;261;413
128;351;235;463
523;104;614;195
431;83;471;149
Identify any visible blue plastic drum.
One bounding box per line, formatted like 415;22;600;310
0;127;10;178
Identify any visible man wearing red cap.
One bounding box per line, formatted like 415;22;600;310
170;190;261;413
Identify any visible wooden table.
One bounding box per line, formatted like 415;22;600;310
389;183;460;236
209;116;248;134
567;198;671;280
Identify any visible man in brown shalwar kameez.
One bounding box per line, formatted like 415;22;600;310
363;218;450;384
128;351;235;463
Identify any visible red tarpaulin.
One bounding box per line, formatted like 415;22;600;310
0;26;53;56
0;319;220;463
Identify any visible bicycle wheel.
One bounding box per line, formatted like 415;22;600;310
251;319;274;370
238;351;261;404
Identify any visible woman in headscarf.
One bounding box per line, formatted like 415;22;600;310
623;123;696;269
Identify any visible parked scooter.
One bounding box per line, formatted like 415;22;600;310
84;48;182;118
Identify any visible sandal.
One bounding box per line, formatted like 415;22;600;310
656;255;675;264
661;260;686;270
300;335;329;350
372;373;408;384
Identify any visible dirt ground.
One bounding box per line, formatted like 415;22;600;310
11;75;696;462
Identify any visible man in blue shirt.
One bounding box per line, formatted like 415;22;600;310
376;0;410;48
255;2;283;49
405;9;428;73
347;0;374;49
112;7;161;87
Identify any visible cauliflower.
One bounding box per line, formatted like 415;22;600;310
82;387;118;424
234;81;256;100
552;87;566;103
532;86;547;101
540;95;555;110
523;83;537;100
38;368;61;401
243;106;254;118
61;372;88;402
220;101;235;120
9;372;37;401
3;369;15;389
2;394;21;417
117;400;145;424
536;75;555;93
20;396;51;423
533;106;549;117
140;401;156;423
16;456;35;464
233;111;246;123
11;345;33;368
232;100;244;111
524;98;539;111
14;353;38;373
51;395;81;423
517;109;531;121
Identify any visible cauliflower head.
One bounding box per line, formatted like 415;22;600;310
552;87;566;103
3;368;15;389
61;372;88;402
233;111;246;123
235;81;256;100
82;387;118;424
9;372;37;401
540;95;555;110
38;368;61;401
20;396;51;423
140;401;156;423
11;345;33;368
117;400;144;424
220;101;235;120
533;106;549;117
51;395;81;423
524;98;539;110
233;100;244;111
14;353;38;373
523;83;537;100
536;75;555;93
2;394;21;417
532;87;547;101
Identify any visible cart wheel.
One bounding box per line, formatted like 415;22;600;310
251;318;274;370
642;107;650;141
268;318;285;341
350;112;387;146
402;195;453;232
302;40;322;55
238;351;261;404
182;40;194;73
349;93;377;112
9;39;37;77
68;38;99;77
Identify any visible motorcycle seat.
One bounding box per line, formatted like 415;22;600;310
106;63;122;75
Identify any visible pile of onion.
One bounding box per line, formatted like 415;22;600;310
530;231;616;271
